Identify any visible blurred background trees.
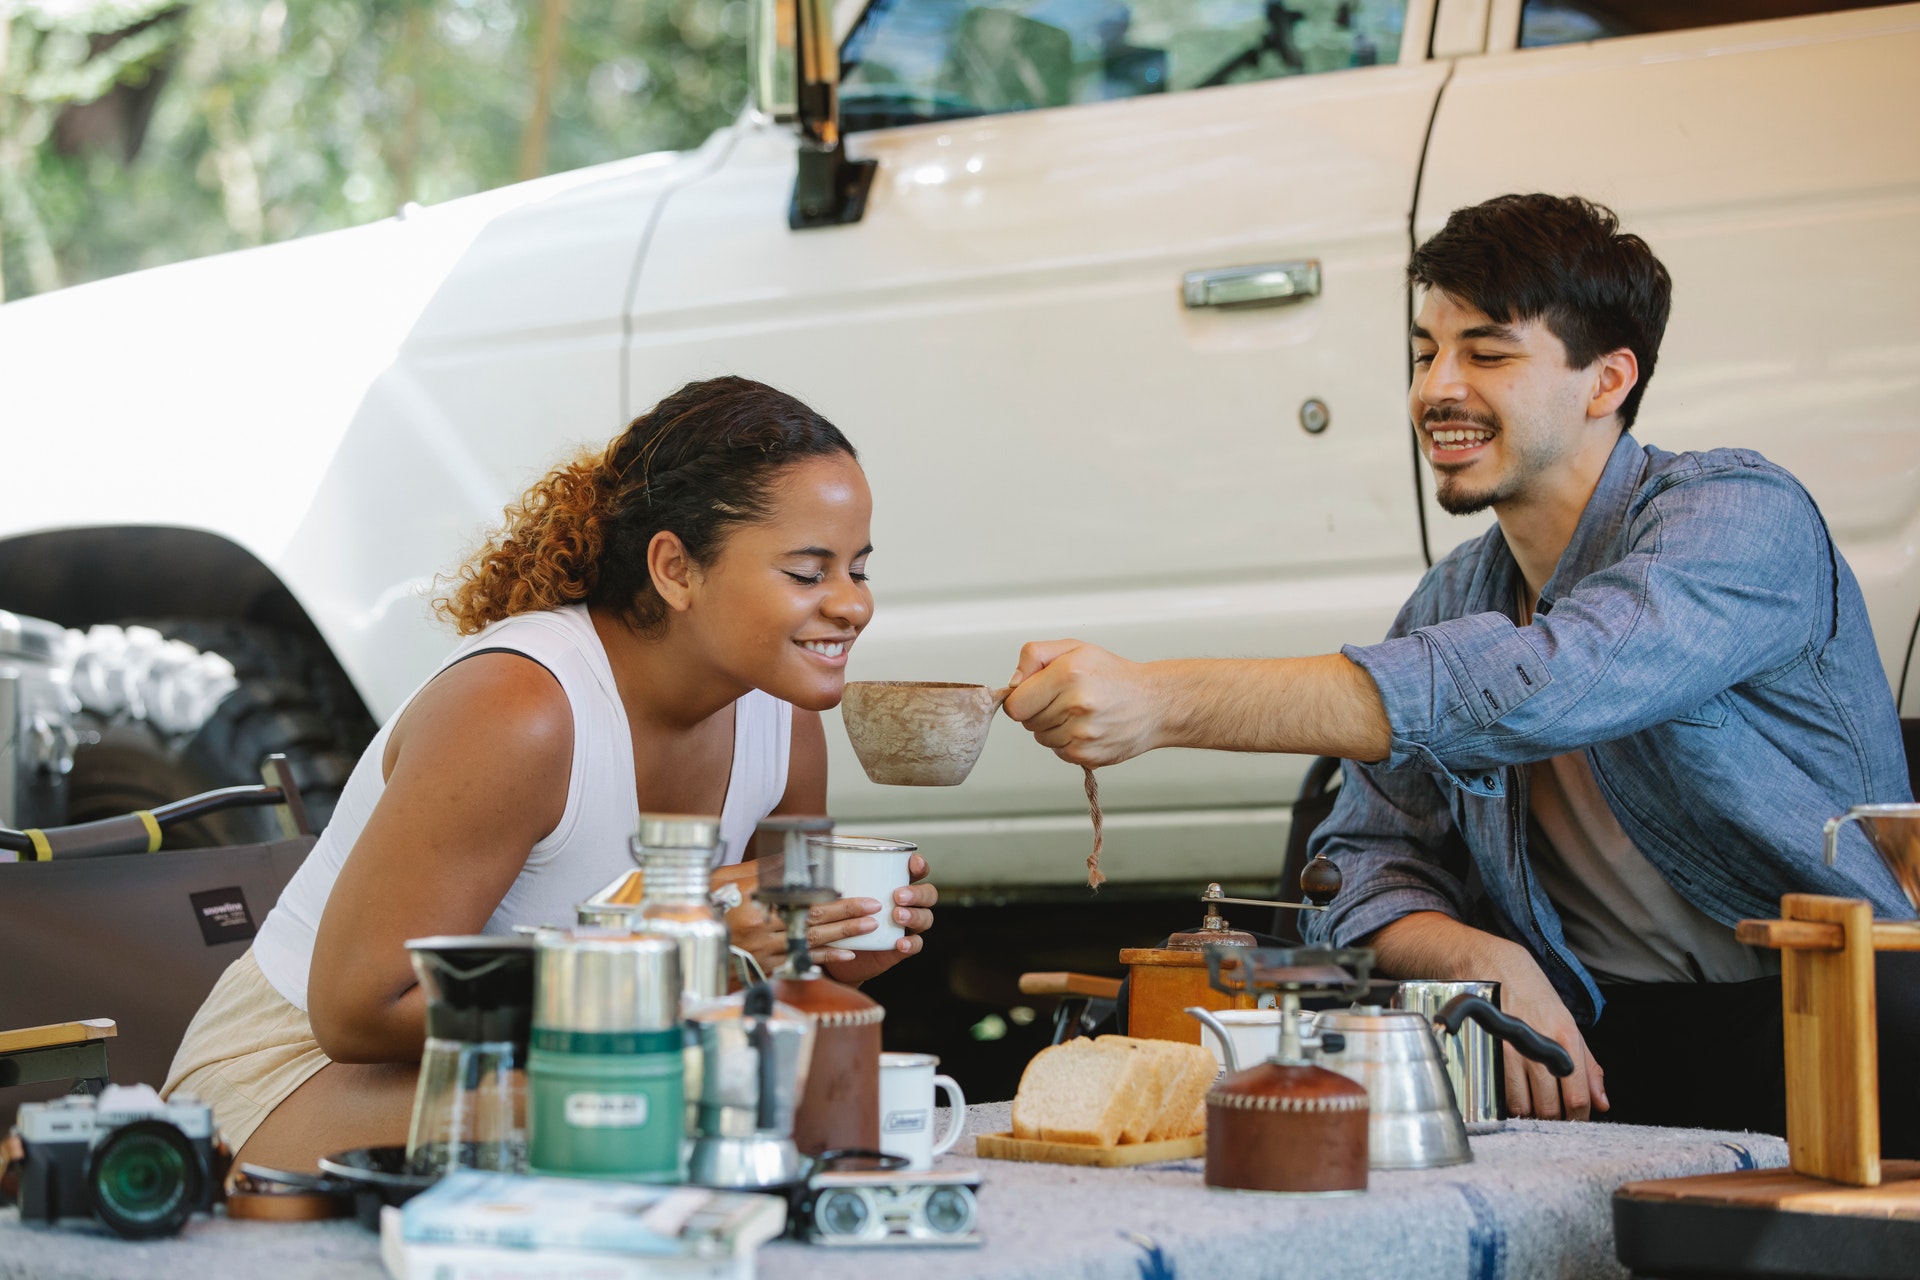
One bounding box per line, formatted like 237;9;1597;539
0;0;749;301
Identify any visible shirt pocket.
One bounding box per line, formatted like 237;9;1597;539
1669;691;1730;729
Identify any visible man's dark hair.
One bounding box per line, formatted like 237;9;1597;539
1409;194;1672;429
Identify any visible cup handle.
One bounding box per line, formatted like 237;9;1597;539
931;1074;966;1157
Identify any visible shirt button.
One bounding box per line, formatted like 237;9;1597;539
1481;776;1495;788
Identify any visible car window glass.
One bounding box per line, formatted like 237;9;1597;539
841;0;1409;133
1519;0;1893;48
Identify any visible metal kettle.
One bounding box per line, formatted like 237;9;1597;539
1315;994;1574;1170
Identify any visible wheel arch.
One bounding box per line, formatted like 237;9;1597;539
0;524;371;725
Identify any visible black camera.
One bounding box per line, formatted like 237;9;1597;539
13;1084;220;1238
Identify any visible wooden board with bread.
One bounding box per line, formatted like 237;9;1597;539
978;1035;1217;1166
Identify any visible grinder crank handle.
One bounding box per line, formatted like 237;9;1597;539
1436;994;1575;1078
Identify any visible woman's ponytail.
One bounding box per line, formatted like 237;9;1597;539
436;377;854;636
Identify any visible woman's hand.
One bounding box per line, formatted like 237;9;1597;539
822;853;937;985
725;897;791;979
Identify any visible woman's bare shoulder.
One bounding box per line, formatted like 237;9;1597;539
384;651;574;786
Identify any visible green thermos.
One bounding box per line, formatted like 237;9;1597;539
529;929;684;1182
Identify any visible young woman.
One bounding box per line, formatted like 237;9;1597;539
163;377;936;1170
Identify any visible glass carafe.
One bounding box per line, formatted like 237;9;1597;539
404;935;536;1176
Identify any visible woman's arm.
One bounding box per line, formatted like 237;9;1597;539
306;655;572;1063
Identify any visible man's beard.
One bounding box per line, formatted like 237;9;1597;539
1426;407;1515;515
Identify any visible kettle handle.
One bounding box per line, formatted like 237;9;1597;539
1184;1006;1239;1074
1436;994;1575;1078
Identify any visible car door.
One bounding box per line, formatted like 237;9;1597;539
624;0;1445;888
1414;2;1920;702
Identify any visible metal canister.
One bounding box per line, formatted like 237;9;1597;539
1392;979;1502;1130
528;929;684;1182
631;814;731;1009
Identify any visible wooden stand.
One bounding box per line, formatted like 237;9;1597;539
1611;895;1920;1278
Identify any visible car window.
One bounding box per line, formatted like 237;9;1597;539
1519;0;1894;48
840;0;1410;132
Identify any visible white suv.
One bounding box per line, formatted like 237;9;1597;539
2;0;1914;888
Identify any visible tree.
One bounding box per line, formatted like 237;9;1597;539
0;0;750;302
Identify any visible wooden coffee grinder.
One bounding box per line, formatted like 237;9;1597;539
1614;806;1920;1271
1118;855;1343;1043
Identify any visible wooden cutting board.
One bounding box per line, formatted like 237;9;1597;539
974;1131;1204;1167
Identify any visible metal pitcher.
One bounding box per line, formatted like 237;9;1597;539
1315;994;1573;1171
1825;804;1920;913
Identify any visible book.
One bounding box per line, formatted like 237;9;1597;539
394;1172;787;1262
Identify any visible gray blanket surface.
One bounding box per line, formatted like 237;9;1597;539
1;1100;1788;1280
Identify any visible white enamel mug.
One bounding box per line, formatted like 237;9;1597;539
812;835;917;952
877;1051;965;1170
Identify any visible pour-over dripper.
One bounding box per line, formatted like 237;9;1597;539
1825;804;1920;914
404;934;537;1176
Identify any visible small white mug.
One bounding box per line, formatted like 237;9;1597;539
877;1051;965;1170
812;835;916;952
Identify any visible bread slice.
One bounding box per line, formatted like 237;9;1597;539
1098;1036;1167;1143
1011;1039;1156;1146
1098;1036;1219;1140
1149;1041;1219;1140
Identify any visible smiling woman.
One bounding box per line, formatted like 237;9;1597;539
158;376;939;1171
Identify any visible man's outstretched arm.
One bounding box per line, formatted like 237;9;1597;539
1002;639;1392;767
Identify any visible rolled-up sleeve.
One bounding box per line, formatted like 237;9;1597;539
1345;465;1828;785
1300;756;1474;947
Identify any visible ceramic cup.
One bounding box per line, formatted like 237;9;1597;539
810;835;917;952
877;1051;965;1171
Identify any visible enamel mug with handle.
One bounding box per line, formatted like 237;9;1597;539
877;1052;965;1170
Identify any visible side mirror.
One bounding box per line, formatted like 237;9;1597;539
751;0;876;229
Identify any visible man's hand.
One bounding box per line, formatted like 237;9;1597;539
1002;640;1169;767
1001;642;1392;765
1366;911;1608;1121
823;854;938;986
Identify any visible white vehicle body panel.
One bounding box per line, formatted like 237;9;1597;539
1;1;1915;887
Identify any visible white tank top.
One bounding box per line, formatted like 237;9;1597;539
251;604;793;1010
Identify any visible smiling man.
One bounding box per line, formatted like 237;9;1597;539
1004;194;1918;1144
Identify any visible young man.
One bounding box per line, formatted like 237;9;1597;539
1004;194;1917;1143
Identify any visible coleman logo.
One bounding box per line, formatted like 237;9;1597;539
883;1109;927;1134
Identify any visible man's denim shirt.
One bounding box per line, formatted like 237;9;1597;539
1300;434;1912;1025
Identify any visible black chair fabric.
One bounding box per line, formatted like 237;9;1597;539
0;836;314;1130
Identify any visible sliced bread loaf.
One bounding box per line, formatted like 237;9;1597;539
1011;1038;1156;1146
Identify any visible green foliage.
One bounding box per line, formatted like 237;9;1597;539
0;0;749;301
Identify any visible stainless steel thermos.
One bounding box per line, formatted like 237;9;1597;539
528;929;683;1182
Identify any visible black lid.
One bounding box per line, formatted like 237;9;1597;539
406;936;536;1048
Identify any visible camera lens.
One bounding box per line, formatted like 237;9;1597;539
816;1187;871;1238
923;1184;974;1235
85;1121;203;1240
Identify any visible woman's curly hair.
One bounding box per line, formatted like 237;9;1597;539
436;377;857;635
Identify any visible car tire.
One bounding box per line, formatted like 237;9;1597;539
64;620;373;845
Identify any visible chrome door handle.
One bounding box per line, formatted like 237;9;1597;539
1181;260;1320;309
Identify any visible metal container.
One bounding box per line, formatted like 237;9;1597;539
533;929;681;1033
0;612;77;830
686;985;816;1189
1392;980;1501;1130
528;929;684;1182
630;814;730;1009
1316;995;1573;1171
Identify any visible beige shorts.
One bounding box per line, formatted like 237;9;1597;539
161;948;330;1153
